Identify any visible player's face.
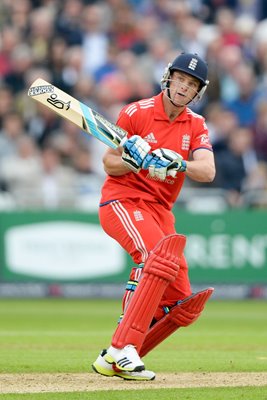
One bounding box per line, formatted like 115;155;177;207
168;71;200;106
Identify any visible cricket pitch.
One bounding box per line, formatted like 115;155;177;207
1;372;267;393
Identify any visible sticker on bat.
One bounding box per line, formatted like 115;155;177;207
28;85;54;96
47;94;71;110
91;109;126;139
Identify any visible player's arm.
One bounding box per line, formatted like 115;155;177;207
102;147;130;176
186;148;215;182
145;147;215;182
185;119;216;183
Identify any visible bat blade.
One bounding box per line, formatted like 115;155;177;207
28;78;127;149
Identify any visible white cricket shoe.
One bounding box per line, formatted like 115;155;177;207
104;344;145;372
92;349;155;381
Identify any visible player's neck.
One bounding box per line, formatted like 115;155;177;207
163;96;185;121
168;108;184;121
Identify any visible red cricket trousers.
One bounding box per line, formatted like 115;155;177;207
99;198;192;320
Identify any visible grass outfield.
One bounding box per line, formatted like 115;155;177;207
0;298;266;399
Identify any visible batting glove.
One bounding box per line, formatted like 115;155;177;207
122;135;151;173
145;148;187;180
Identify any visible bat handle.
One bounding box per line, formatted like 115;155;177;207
120;136;128;147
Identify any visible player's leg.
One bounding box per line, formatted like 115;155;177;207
102;201;213;365
105;233;186;372
100;200;192;372
93;199;169;377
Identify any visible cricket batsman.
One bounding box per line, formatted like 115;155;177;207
92;52;216;380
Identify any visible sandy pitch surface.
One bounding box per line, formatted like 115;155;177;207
1;372;267;393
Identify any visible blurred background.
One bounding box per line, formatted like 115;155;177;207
0;0;266;300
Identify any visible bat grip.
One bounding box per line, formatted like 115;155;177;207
119;136;128;147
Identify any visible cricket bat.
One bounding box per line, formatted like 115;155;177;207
28;78;128;149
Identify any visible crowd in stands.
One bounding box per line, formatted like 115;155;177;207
0;0;267;210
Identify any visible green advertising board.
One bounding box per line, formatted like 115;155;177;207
0;211;127;284
175;209;267;284
0;208;266;285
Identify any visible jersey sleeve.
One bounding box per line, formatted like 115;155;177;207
191;117;213;153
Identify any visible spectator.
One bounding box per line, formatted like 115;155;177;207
55;0;83;46
4;44;34;94
27;100;60;147
175;15;206;57
0;0;266;210
0;135;42;207
223;63;262;127
252;100;267;162
204;102;239;153
81;4;110;76
0;85;15;128
214;126;259;206
242;161;267;208
0;25;21;79
139;35;173;88
7;0;32;35
46;37;69;92
28;6;56;64
215;7;241;46
216;45;243;103
46;119;91;168
109;1;140;51
202;1;238;24
0;111;26;160
93;42;119;83
61;45;84;90
38;146;77;209
235;14;257;63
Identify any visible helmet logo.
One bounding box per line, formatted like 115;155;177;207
188;58;198;71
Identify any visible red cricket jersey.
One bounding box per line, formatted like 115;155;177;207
100;92;213;210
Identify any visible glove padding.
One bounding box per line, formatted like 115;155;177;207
122;135;151;173
145;148;187;180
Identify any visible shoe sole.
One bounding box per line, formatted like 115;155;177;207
115;371;156;381
92;363;155;381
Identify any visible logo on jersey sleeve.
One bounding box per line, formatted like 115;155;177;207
200;134;210;145
181;134;190;150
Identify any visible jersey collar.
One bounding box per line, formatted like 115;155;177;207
154;92;190;122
